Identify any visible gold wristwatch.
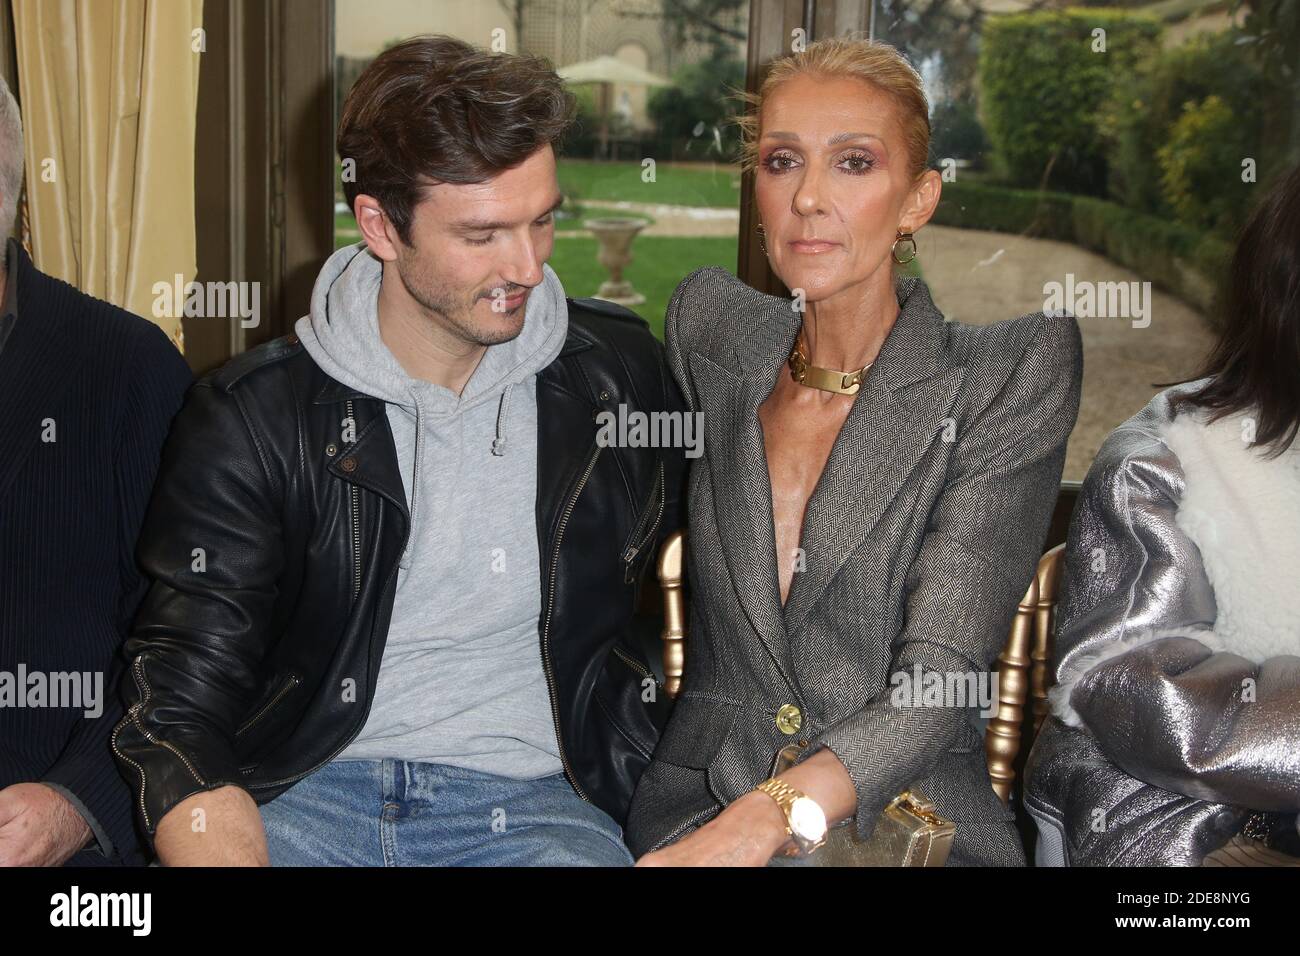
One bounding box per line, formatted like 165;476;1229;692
756;777;828;857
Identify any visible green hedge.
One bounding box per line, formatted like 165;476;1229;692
978;8;1161;193
931;180;1230;323
1098;30;1270;237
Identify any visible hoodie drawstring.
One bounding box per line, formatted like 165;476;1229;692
400;394;425;570
492;383;515;457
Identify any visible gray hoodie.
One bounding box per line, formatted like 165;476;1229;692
295;243;566;778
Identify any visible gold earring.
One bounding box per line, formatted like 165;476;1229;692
891;230;916;264
756;221;768;255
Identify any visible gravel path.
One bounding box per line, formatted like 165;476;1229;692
917;224;1216;482
559;199;740;238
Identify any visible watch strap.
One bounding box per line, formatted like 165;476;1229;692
756;777;825;856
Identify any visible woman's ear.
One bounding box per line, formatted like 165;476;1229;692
900;168;943;234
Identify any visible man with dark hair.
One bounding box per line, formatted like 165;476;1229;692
113;34;686;866
0;75;192;867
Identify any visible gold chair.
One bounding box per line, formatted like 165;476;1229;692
655;529;1065;805
985;543;1064;802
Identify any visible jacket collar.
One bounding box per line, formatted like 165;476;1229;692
714;273;949;394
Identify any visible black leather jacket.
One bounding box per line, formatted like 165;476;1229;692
112;298;686;840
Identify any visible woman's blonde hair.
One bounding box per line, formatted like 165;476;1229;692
734;36;931;184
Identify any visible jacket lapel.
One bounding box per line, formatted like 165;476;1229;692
782;278;965;635
686;285;801;671
313;379;411;515
693;346;791;671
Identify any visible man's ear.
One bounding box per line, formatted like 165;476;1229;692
353;194;400;261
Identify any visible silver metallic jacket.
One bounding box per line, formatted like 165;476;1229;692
1025;381;1300;865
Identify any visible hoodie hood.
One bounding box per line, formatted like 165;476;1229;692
295;243;569;567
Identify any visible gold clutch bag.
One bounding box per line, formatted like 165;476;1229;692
765;745;956;867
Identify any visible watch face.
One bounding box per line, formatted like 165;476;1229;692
788;796;827;841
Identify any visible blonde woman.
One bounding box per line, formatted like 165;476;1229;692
629;37;1083;867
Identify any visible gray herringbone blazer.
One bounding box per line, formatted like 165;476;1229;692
626;267;1082;865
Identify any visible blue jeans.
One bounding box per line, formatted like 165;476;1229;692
258;758;634;866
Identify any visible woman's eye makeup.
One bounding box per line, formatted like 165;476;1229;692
759;148;877;174
838;150;876;174
760;150;800;173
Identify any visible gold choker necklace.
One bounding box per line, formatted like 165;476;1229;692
787;331;872;395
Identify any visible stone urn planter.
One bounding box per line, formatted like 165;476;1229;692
583;216;648;306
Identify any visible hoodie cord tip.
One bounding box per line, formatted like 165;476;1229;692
492;383;514;456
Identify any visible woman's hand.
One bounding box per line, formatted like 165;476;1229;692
635;790;791;867
636;747;859;866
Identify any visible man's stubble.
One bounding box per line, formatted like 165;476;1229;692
393;242;527;348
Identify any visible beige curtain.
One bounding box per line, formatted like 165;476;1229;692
12;0;203;351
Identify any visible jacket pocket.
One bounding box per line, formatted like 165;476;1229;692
235;673;301;738
611;643;663;694
652;693;738;770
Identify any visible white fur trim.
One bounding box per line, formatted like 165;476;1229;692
1050;625;1226;728
1163;408;1300;663
1050;406;1300;730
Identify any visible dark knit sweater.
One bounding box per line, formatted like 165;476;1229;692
0;240;192;865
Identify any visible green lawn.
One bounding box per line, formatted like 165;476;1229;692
549;236;738;339
557;159;741;208
337;158;740;209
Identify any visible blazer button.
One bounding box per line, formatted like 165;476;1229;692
775;704;802;735
341;456;357;473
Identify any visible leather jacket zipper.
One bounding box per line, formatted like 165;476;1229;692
622;458;665;583
540;441;602;802
235;674;301;737
111;655;208;832
110;709;150;832
612;645;661;688
346;399;362;600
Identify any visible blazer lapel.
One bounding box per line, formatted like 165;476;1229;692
693;349;789;670
690;289;802;672
782;278;965;636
